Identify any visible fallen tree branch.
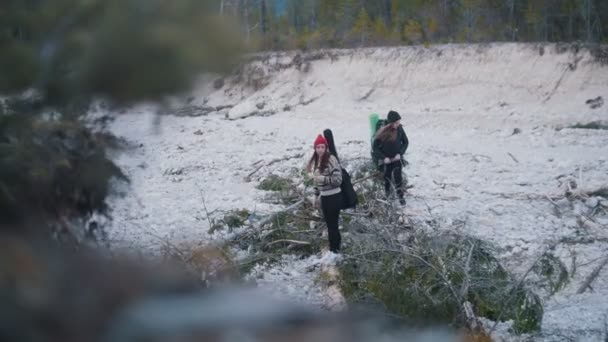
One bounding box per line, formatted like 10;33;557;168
545;194;563;218
507;152;519;164
490;244;556;333
577;255;608;294
266;153;304;167
587;187;608;199
411;194;461;201
575;253;608;268
460;242;475;299
463;301;480;332
254;199;305;229
358;87;375;101
244;163;265;182
230;198;308;242
197;186;215;230
342;211;373;218
265;239;311;248
244;154;304;182
460;242;485;333
351;173;381;185
480;191;562;201
559;236;608;245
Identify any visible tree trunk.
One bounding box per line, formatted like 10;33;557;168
384;0;392;29
587;0;592;41
242;0;250;44
509;0;516;40
568;12;573;40
292;1;299;30
260;0;267;34
582;0;593;42
311;2;317;30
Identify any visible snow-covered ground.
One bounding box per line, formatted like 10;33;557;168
103;43;608;340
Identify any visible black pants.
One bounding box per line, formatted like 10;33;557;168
321;192;342;253
384;162;404;199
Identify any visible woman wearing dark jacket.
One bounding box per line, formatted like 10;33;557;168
306;134;342;253
372;110;409;205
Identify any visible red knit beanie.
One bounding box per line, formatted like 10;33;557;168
314;134;327;147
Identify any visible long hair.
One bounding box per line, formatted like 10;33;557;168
375;124;397;143
306;151;330;173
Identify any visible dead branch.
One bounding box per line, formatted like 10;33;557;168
265;239;311;248
575;253;608;269
266;153;304;167
351;173;381;185
543;58;581;103
569;248;578;278
435;254;464;307
507;152;519;164
587;187;608;199
460;242;475;299
460;242;485;332
197;186;215;230
545;194;563;218
577;255;608;294
244;163;265;182
358;87;375;101
230;199;308;243
145;232;187;261
412;194;461;201
253;199;306;229
300;95;322;106
244;154;305;182
260;226;318;241
559;236;608;245
462;301;481;331
342;211;373;218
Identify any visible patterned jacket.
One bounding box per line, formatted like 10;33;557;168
312;155;342;196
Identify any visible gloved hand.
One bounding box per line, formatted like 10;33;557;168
383;157;391;164
393;154;401;161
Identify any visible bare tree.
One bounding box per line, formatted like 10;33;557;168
220;0;238;16
506;0;517;40
384;0;392;28
260;0;268;34
582;0;593;41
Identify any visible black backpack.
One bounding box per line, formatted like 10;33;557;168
323;129;358;209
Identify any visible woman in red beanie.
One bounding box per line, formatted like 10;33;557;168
306;134;343;253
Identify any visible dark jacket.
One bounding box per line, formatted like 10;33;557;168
372;125;409;161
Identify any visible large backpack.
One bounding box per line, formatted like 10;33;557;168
370;114;387;168
323;129;358;210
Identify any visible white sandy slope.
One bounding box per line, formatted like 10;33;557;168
102;43;608;341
